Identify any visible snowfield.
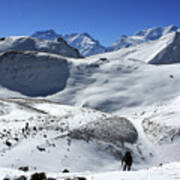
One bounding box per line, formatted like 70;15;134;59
1;162;180;179
1;25;180;179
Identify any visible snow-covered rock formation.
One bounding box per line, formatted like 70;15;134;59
63;33;106;57
0;51;70;96
69;116;138;144
32;30;106;57
0;36;81;58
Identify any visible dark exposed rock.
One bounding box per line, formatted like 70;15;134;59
76;177;87;180
65;177;87;180
30;172;46;180
14;175;27;180
33;126;37;131
19;166;29;172
14;137;19;142
37;146;46;152
99;58;107;61
5;140;12;147
62;169;70;173
0;37;6;41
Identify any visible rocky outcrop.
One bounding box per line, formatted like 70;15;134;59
0;36;81;58
69;116;138;145
0;51;70;96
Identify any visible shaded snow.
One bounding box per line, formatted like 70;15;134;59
0;51;70;96
0;36;81;58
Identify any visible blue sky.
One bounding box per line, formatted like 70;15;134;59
1;0;180;46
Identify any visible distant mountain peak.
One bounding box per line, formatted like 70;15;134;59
107;25;180;52
32;25;180;56
36;29;57;34
32;29;60;40
32;30;106;57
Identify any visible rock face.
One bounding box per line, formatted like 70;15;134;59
0;36;81;58
0;51;70;96
149;32;180;64
69;117;138;145
30;172;46;180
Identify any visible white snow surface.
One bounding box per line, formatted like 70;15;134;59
0;98;138;174
89;32;176;63
1;25;180;178
1;162;180;179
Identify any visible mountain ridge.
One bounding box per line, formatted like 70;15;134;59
32;25;180;57
32;30;106;57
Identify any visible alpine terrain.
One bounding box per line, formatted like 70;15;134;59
1;25;180;179
32;30;106;57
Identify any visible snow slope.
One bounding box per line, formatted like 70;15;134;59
1;161;180;179
0;36;81;58
107;25;179;52
48;54;180;115
89;31;180;64
1;97;180;178
0;98;139;173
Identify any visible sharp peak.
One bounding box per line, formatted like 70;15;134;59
65;32;92;38
34;29;59;34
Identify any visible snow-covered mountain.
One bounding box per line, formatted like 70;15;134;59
107;25;180;51
91;31;180;64
0;36;81;58
1;30;180;101
2;25;180;178
32;25;180;57
32;30;106;57
63;33;106;57
31;29;60;40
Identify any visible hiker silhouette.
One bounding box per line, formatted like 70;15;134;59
121;151;133;171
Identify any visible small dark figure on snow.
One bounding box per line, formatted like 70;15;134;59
25;122;29;131
121;151;133;171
